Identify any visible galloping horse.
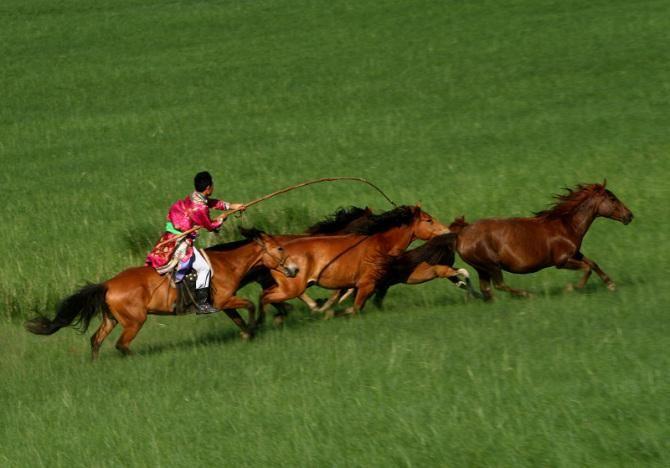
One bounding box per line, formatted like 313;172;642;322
454;181;633;300
259;206;450;320
371;232;476;308
221;206;374;319
26;230;296;358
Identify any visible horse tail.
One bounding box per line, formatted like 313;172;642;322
25;283;108;335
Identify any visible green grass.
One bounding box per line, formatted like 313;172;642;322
1;0;669;466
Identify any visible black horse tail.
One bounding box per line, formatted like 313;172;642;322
25;283;108;335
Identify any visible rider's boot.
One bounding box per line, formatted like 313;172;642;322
195;288;219;314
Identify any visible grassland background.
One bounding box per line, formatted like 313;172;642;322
1;0;669;466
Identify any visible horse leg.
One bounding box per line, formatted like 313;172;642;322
492;269;532;298
220;296;255;338
557;257;591;290
476;268;494;301
90;311;118;361
315;289;350;314
298;293;321;314
344;282;375;316
581;255;616;291
115;319;146;356
558;255;615;291
256;293;267;326
106;299;147;357
338;288;355;304
431;265;476;295
261;282;304;326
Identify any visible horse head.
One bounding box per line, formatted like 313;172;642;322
241;229;299;277
594;182;633;225
412;205;450;240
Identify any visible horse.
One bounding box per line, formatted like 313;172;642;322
258;205;450;321
371;232;477;308
453;181;633;300
25;229;297;359
219;206;375;320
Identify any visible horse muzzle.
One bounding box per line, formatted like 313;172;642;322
281;264;299;278
623;212;634;225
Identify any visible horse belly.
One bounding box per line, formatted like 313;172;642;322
317;268;358;289
498;243;553;274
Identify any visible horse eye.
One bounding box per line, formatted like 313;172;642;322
428;219;433;224
278;247;284;252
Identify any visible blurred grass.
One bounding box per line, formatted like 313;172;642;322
1;0;669;466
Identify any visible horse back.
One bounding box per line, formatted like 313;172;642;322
456;217;566;273
282;234;381;288
105;266;177;313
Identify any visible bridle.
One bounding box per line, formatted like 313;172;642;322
253;237;289;271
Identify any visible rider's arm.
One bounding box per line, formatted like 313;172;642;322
191;206;223;232
209;199;246;211
208;198;230;211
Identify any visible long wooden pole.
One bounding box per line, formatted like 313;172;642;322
155;177;395;248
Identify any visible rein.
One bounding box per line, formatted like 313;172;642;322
156;177;396;248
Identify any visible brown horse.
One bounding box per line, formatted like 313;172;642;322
454;181;633;300
26;230;297;358
371;232;477;308
224;206;375;319
259;205;450;320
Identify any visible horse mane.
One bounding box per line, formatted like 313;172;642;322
351;206;417;235
448;215;469;234
534;183;605;219
306;206;371;234
207;227;264;251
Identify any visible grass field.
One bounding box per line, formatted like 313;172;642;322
1;0;669;466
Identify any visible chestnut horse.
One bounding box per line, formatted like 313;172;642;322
454;182;633;300
26;230;296;358
259;206;450;321
371;232;477;308
223;206;374;318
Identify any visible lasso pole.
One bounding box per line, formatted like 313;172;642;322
155;177;395;248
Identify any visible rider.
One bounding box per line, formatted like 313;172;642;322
146;171;246;314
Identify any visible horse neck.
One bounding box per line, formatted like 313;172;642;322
217;242;264;275
562;197;599;239
377;224;415;255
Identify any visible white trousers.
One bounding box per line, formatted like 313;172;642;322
192;249;211;289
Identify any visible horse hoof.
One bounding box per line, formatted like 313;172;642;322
607;283;617;292
240;331;252;341
273;316;285;327
564;283;575;292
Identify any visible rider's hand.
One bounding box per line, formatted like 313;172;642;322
230;203;246;211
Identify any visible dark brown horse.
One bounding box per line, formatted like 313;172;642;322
26;230;297;358
454;181;633;300
371;232;477;308
259;206;450;320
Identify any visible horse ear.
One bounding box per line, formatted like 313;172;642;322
602;178;607;188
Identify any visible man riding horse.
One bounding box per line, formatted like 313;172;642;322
145;171;246;314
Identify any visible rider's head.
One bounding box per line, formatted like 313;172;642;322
194;171;214;196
